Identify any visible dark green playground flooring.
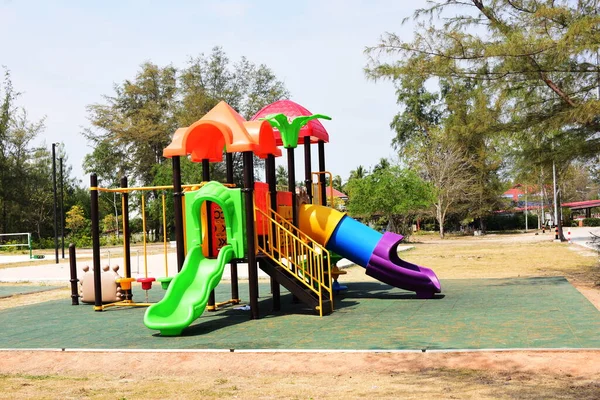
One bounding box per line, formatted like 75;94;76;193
0;285;60;299
1;276;599;350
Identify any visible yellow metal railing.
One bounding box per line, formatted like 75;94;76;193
311;171;335;207
254;201;333;316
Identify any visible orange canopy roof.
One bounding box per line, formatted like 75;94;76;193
163;101;281;161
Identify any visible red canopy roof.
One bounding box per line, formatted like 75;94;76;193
250;100;330;146
561;200;600;210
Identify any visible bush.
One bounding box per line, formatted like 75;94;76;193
32;237;55;250
100;235;122;247
422;223;436;231
583;218;600;227
484;213;538;231
70;234;92;249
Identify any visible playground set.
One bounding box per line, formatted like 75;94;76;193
85;100;441;336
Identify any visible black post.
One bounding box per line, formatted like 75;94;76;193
267;155;278;224
60;157;65;259
90;174;102;311
318;140;326;206
69;243;79;305
266;154;280;311
287;147;300;304
263;158;275;296
171;157;185;272
225;152;239;301
121;176;132;301
203;159;216;311
303;136;312;202
226;152;234;185
287;148;297;227
52;143;59;264
243;151;259;319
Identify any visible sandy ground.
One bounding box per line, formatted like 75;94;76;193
1;350;599;399
1;230;599;399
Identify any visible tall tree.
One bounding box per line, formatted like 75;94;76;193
366;0;600;236
84;62;178;187
177;47;290;185
367;0;600;154
84;49;290;240
417;134;477;238
0;68;48;235
346;164;433;237
276;165;288;188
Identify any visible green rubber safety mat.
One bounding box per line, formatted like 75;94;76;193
0;277;599;350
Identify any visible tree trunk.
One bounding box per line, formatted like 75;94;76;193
557;191;566;241
436;207;445;239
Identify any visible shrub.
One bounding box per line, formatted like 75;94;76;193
583;218;600;227
70;234;92;249
484;213;538;231
32;237;55;250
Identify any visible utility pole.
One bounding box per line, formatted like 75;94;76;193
60;157;65;258
52;143;59;264
524;186;528;232
540;169;545;229
553;160;558;227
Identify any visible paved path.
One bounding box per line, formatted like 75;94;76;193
564;226;600;251
0;251;269;283
0;245;415;284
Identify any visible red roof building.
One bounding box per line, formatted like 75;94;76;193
326;187;347;200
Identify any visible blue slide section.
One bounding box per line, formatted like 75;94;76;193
327;215;381;267
325;214;441;297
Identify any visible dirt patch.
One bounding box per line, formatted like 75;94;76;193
1;350;599;399
0;288;69;311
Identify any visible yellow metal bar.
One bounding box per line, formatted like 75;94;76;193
100;301;154;310
216;299;241;307
141;194;148;278
96;182;236;193
162;192;168;277
311;171;335;207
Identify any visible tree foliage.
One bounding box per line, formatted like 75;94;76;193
346;161;433;237
84;47;290;190
0;68;80;240
66;205;87;234
83;48;290;242
417;134;477;238
364;1;600;232
276;165;288;188
366;0;600;164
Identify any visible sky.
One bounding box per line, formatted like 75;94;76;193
0;0;431;186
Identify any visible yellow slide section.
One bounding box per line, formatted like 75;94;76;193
297;204;345;247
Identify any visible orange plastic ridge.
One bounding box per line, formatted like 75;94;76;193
163;101;280;161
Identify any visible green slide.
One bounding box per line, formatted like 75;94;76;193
144;244;234;336
143;181;246;336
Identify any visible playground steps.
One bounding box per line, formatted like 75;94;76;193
258;257;333;316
